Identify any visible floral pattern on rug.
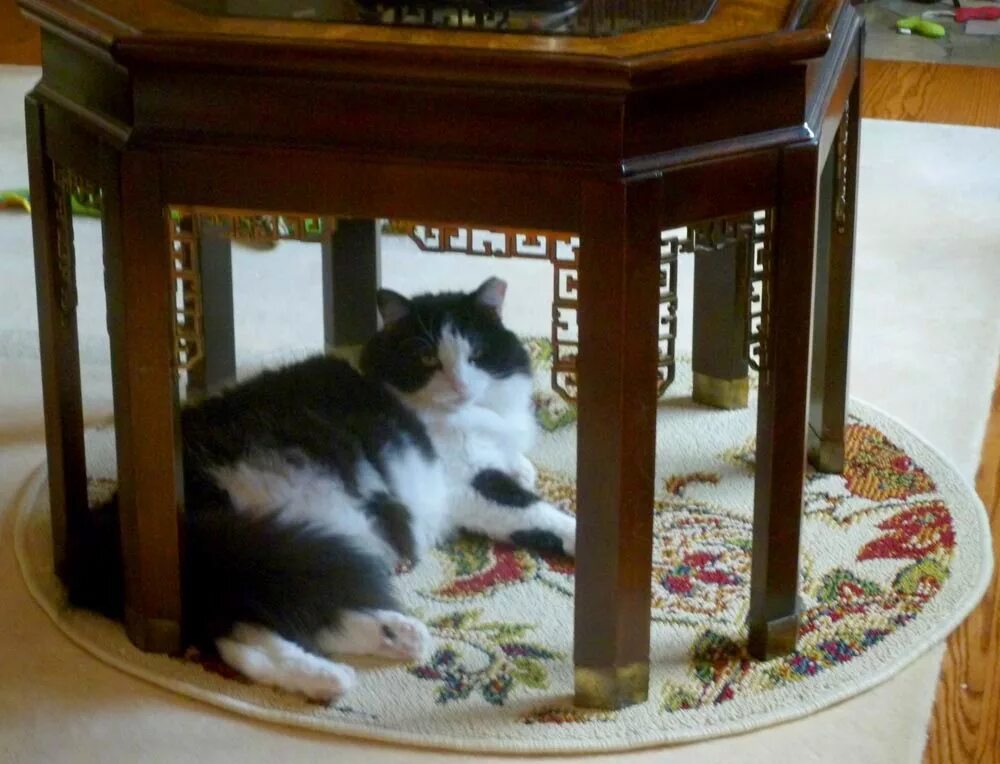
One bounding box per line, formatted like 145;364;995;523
415;420;957;713
411;610;562;706
404;418;959;714
657;473;956;711
21;347;988;752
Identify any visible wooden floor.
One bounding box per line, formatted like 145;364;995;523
923;375;1000;764
859;59;1000;764
863;60;1000;129
1;22;998;762
0;0;40;66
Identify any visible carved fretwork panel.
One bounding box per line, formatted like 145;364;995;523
658;231;680;394
747;210;772;376
550;235;580;402
408;222;583;401
834;99;851;235
672;211;772;376
406;222;683;404
197;211;331;244
51;167;103;327
167;209;204;372
167;208;335;373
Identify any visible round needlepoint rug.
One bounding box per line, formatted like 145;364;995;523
14;349;992;753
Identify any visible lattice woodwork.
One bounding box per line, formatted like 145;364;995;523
747;210;772;375
669;212;771;375
168;209;204;372
658;231;681;394
167;208;334;372
834;99;851;235
51;166;102;326
408;222;584;401
408;221;687;403
162;209;770;395
196;211;331;244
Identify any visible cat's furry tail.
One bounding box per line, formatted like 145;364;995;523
66;493;125;619
67;486;402;651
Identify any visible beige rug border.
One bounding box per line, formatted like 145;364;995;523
13;399;994;755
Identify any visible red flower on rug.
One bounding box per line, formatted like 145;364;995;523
429;535;573;602
858;502;955;563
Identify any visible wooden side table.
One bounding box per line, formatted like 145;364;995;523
22;0;863;709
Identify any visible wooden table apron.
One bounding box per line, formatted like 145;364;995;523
24;1;863;710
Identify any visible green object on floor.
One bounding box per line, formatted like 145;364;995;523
896;16;947;38
0;189;31;213
0;189;102;217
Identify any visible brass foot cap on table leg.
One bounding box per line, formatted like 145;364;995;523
692;373;750;410
748;613;799;660
808;432;846;474
125;608;183;654
574;663;650;709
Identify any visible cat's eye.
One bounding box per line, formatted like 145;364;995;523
420;353;441;369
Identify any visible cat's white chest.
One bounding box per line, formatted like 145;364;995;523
422;403;529;482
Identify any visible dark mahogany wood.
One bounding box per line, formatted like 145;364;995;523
322;218;381;349
810;74;861;473
748;140;820;659
19;0;842;91
25;93;88;584
20;0;863;708
100;146;185;653
691;225;752;410
574;178;662;708
188;221;236;398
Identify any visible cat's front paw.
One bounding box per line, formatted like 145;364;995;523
510;454;538;490
302;662;357;704
373;611;433;662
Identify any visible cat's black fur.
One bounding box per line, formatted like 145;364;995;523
472;469;538;508
70;356;426;650
67;279;575;694
361;290;531;392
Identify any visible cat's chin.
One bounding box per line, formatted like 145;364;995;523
397;390;471;414
429;397;473;413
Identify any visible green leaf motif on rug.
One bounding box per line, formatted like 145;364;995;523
893;558;949;596
814;569;884;604
444;535;494;578
410;610;562;706
661;685;701;712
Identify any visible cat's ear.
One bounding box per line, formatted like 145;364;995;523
473;277;507;317
376;289;412;327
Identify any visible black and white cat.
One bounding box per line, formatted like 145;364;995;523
71;277;575;702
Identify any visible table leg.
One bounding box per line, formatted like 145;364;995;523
322;218;380;358
809;79;860;474
748;143;819;659
187;221;235;398
101;147;184;653
692;223;751;409
574;179;661;709
25;94;88;584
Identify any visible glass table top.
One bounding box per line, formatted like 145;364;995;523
174;0;717;37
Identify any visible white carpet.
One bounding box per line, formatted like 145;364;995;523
1;64;998;762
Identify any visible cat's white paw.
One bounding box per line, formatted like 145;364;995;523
510;454;538;490
562;528;576;558
300;663;356;703
374;612;432;662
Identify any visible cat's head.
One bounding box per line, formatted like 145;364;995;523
361;277;531;410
